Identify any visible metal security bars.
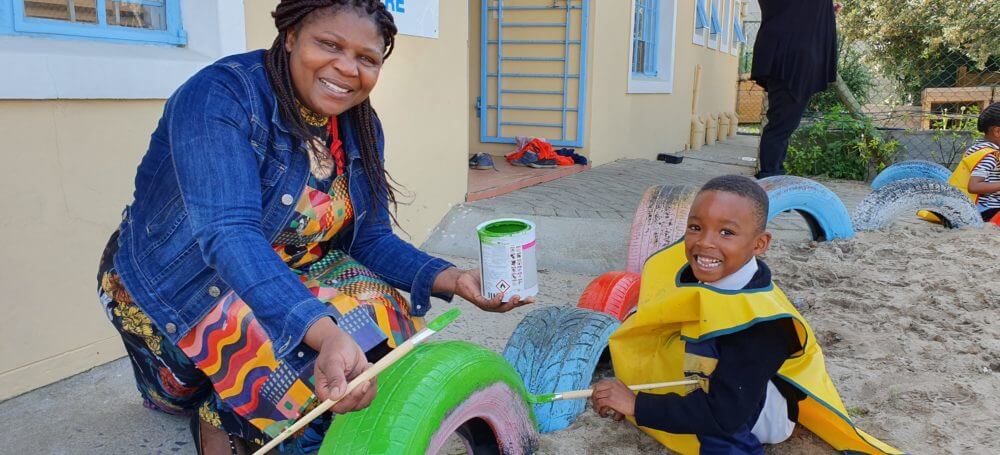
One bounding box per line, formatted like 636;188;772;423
479;0;590;148
632;0;659;76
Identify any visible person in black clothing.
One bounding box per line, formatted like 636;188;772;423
751;0;841;178
591;175;805;454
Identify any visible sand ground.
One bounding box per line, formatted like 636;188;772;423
433;220;1000;455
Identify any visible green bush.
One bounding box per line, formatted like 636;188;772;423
786;110;899;181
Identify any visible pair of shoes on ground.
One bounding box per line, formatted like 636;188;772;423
554;148;588;165
469;153;499;171
510;150;558;168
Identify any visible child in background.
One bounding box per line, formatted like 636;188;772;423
964;103;1000;221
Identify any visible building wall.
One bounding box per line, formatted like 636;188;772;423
586;1;740;166
0;0;468;401
467;1;740;166
0;100;163;401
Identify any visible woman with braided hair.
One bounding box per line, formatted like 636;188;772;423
96;1;532;453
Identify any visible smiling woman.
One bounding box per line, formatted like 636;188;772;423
94;1;532;454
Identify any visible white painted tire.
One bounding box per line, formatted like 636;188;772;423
626;185;698;274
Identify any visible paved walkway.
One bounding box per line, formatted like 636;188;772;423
423;135;876;274
474;136;760;220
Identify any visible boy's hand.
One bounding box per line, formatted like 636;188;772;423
591;379;636;421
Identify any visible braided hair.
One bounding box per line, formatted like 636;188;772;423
265;0;402;224
978;102;1000;134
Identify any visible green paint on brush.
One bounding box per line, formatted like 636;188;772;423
426;308;461;332
525;392;558;404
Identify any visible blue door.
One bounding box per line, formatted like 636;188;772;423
479;0;590;148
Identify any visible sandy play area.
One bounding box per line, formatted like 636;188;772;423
435;220;1000;455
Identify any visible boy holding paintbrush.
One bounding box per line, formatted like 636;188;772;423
591;175;899;454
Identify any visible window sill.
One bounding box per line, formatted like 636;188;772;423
628;74;674;94
0;36;217;99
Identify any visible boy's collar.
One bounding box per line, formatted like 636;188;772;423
679;257;773;290
702;257;759;290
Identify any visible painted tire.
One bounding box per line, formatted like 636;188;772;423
321;341;537;455
577;271;641;321
626;185;699;274
503;306;620;433
852;178;983;231
758;176;856;240
870;160;951;190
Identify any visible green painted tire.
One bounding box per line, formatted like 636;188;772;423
320;341;538;455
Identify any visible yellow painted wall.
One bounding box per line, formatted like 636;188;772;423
468;1;740;166
586;1;739;166
0;1;468;400
0;100;162;400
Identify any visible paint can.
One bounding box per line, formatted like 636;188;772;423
476;218;538;301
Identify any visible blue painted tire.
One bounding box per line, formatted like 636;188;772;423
870;160;951;190
853;178;982;231
503;306;620;433
758;176;856;240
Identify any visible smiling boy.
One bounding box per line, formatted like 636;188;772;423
593;175;900;455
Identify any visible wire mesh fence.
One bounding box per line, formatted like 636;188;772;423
736;1;999;177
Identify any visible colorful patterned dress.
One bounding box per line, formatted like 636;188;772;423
97;116;418;452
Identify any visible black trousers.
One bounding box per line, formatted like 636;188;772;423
756;81;810;178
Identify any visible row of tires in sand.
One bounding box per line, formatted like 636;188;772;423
859;160;984;230
318;165;985;453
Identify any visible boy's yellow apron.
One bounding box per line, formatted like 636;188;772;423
609;242;902;454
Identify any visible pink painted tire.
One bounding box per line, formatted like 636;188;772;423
577;271;641;321
625;185;698;274
428;383;536;455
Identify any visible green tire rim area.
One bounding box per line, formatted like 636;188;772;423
320;341;536;454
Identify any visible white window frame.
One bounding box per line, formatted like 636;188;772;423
730;0;743;56
0;0;246;99
707;0;720;50
720;0;732;53
628;0;677;94
692;0;707;46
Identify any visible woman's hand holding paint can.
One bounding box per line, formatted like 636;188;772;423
433;267;534;312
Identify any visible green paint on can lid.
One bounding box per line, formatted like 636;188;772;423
477;219;533;244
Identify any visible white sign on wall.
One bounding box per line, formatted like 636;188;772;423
383;0;439;39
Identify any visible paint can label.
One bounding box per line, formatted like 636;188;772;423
477;218;539;302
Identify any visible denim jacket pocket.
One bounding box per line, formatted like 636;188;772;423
259;154;287;188
144;193;189;248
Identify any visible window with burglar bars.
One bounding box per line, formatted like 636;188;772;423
3;0;185;45
479;0;590;148
631;0;658;76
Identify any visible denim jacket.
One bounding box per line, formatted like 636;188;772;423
113;51;454;359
